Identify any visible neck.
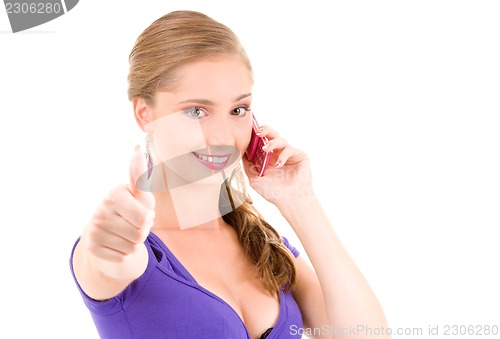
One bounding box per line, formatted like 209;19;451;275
149;163;231;231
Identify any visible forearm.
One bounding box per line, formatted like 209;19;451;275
279;195;390;339
73;236;149;300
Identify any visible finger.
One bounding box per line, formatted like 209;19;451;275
89;246;126;263
262;137;289;153
90;241;144;261
129;145;156;210
106;186;155;229
274;146;296;168
256;125;280;139
98;232;138;254
129;145;147;197
96;210;152;244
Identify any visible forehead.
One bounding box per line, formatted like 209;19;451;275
171;55;253;99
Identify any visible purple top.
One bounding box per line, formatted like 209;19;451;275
70;232;304;338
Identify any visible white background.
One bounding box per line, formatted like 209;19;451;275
1;1;499;338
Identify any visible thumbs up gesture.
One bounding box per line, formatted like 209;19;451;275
84;146;156;263
74;147;156;299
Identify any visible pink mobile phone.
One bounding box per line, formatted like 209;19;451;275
245;113;270;176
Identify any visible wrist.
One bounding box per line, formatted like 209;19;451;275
276;192;319;216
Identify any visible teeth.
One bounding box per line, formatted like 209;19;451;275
194;153;229;164
213;157;227;163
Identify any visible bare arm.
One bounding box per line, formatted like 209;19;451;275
242;124;390;339
72;148;155;300
282;195;390;339
292;256;332;339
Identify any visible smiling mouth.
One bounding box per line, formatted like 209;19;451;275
192;152;231;170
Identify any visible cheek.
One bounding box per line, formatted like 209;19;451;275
149;114;207;161
235;123;253;153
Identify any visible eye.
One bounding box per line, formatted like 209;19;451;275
231;106;250;116
184;107;207;119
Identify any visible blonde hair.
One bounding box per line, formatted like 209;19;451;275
127;10;296;295
128;10;252;104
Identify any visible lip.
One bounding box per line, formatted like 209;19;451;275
192;152;232;170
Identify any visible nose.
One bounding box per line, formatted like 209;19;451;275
202;114;236;148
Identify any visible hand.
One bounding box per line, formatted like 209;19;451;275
81;146;156;263
242;125;314;207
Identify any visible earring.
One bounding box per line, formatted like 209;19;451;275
145;133;153;179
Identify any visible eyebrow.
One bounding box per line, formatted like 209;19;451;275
177;93;252;105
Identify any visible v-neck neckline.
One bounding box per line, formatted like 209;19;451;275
149;231;284;338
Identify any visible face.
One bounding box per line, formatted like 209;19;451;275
144;55;253;189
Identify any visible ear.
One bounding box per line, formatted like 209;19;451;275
133;97;153;131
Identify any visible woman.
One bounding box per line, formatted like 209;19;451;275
70;10;390;339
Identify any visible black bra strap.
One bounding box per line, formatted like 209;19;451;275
260;327;273;339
